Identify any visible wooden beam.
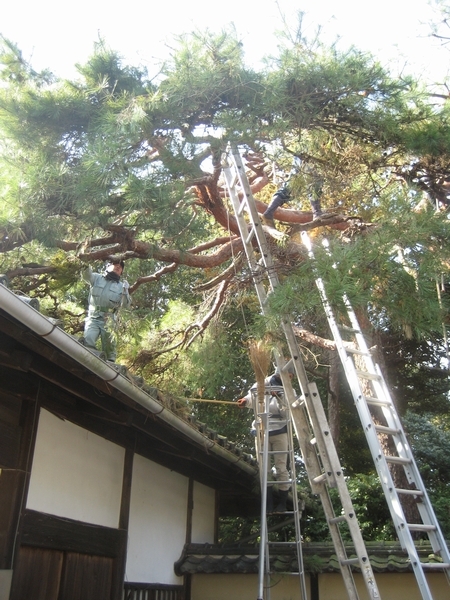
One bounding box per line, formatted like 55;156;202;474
0;397;39;569
21;510;125;558
111;448;134;600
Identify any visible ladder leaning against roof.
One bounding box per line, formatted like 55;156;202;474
302;232;450;600
221;143;381;600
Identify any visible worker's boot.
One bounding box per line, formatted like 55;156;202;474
262;187;291;225
261;195;281;227
274;489;289;513
261;215;275;228
266;487;274;513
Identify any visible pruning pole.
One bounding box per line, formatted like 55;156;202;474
183;398;237;405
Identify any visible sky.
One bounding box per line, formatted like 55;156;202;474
1;0;447;84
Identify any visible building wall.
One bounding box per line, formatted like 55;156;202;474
320;571;449;600
190;572;449;600
125;454;215;584
25;409;218;589
192;482;215;544
26;408;125;528
191;573;309;600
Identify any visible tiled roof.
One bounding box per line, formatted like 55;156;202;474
187;415;258;467
174;541;448;575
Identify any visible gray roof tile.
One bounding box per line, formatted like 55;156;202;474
174;541;449;575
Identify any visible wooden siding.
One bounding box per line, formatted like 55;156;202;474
9;546;114;600
9;546;63;600
59;552;113;600
0;381;39;570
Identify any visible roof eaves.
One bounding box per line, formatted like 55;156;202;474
174;541;450;575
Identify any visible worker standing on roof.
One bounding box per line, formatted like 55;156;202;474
82;259;131;362
236;366;294;513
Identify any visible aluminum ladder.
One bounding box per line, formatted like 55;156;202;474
222;143;381;600
302;232;450;600
251;383;307;600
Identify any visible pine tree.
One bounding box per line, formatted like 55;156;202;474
2;23;450;540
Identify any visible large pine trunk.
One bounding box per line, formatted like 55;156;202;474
327;348;341;452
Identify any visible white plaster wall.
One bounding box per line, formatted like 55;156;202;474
26;408;125;528
125;454;188;584
192;482;215;543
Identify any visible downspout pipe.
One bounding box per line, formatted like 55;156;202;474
0;284;257;477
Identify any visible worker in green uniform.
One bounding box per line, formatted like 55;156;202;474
82;260;131;361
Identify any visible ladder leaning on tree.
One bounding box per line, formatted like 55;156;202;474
222;143;381;600
302;233;450;600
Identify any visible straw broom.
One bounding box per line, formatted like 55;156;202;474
248;339;272;408
248;339;272;474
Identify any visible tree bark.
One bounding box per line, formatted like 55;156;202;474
328;349;341;450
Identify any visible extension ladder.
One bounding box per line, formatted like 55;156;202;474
251;383;307;600
302;233;450;600
222;143;381;600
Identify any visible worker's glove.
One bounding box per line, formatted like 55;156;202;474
237;398;247;408
122;280;130;290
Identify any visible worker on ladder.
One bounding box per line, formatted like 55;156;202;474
261;162;324;227
237;366;295;513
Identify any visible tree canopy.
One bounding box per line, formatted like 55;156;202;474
1;23;450;537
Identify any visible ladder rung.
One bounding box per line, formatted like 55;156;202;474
338;325;361;334
270;480;293;486
355;370;381;381
408;523;437;532
385;455;411;465
340;557;360;566
312;473;327;485
329;515;347;525
237;199;247;216
364;395;390;407
344;346;370;356
422;562;450;570
229;173;238;188
374;425;400;435
292;398;305;408
245;228;256;245
395;488;424;497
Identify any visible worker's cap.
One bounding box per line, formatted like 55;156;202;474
110;259;125;269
